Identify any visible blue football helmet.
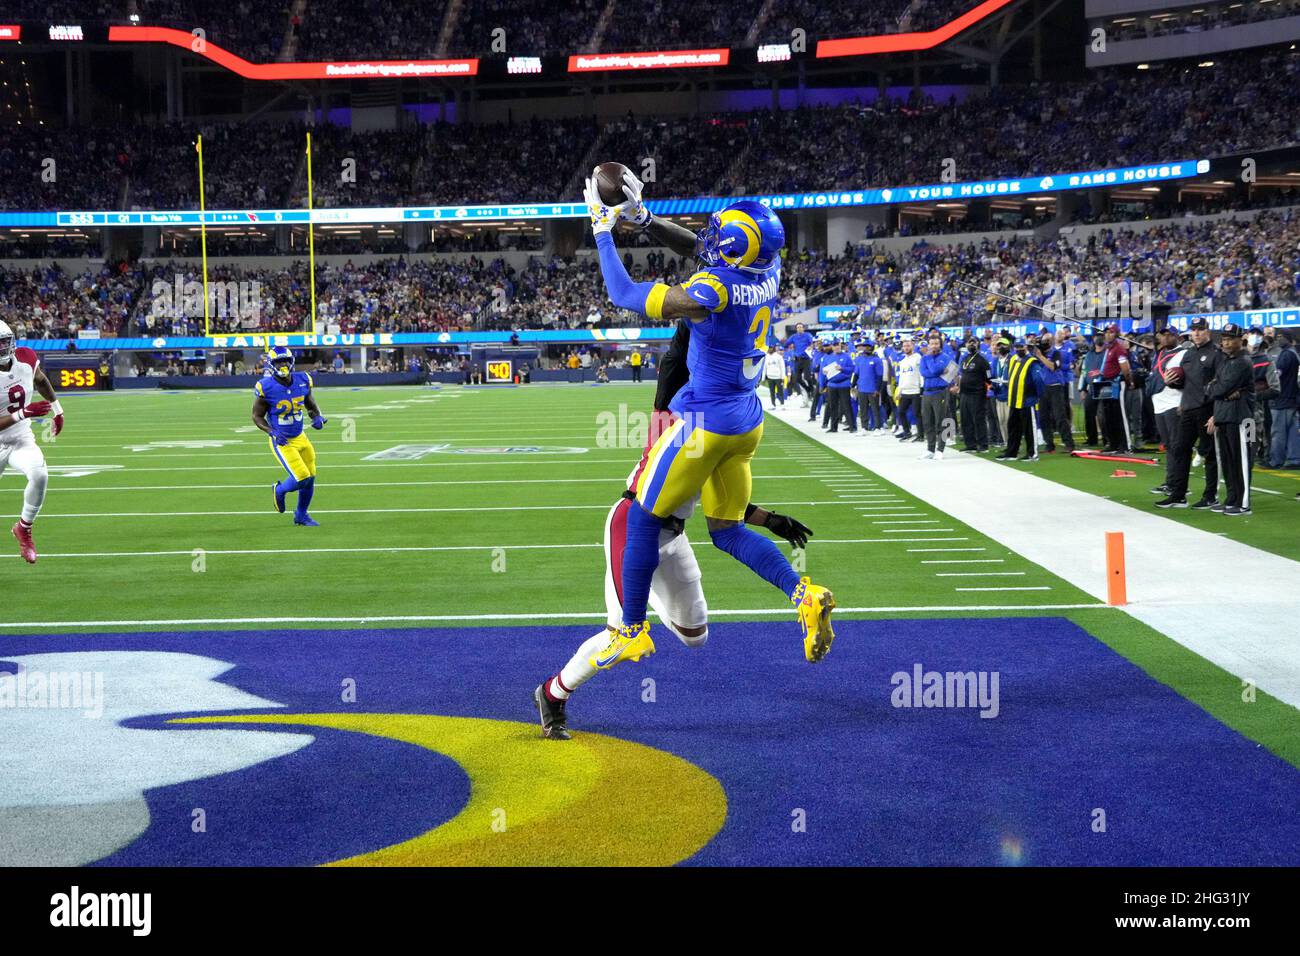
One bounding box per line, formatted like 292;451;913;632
694;200;784;274
268;346;294;380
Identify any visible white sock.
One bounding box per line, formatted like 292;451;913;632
22;471;47;525
550;630;609;700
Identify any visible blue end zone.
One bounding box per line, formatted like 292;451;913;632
3;617;1298;866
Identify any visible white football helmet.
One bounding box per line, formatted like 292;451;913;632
0;320;14;362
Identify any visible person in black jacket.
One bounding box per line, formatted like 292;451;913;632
1159;318;1225;509
1206;323;1256;516
958;337;992;452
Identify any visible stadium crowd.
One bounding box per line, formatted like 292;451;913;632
6;206;1300;339
4;50;1296;215
5;0;965;60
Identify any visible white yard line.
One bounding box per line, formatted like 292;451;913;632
934;571;1027;577
769;404;1300;709
0;603;1111;629
0;474;821;493
955;586;1051;592
27;499;850;519
0;536;971;560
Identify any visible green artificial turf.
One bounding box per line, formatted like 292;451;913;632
3;381;1297;768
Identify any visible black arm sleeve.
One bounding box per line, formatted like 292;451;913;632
1206;357;1252;400
653;319;692;412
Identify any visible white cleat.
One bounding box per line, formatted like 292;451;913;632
918;451;934;460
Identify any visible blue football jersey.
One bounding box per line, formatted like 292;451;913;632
669;263;780;435
256;371;313;439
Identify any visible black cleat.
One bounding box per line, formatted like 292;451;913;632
534;684;571;740
1149;484;1170;496
1155;495;1188;509
1190;497;1218;510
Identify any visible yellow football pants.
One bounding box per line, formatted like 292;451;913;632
270;434;317;481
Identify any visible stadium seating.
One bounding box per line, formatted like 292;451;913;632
7;207;1299;339
5;50;1295;215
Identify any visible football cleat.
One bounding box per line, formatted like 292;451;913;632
294;515;320;527
273;483;286;514
590;621;655;670
533;684;571;741
792;577;836;663
11;522;36;564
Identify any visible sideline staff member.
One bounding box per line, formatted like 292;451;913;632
1158;318;1224;509
1206;323;1256;516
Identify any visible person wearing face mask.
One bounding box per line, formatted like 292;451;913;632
1245;326;1273;457
1268;329;1300;469
1032;330;1074;454
989;335;1012;449
997;338;1046;462
958;337;992;453
893;337;924;442
1147;325;1187;497
1205;324;1256;516
1097;324;1133;455
1078;333;1107;447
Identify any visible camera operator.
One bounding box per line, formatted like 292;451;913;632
1078;333;1107;447
1096;324;1133;454
1031;330;1074;454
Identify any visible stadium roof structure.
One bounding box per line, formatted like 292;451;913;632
1;2;1034;83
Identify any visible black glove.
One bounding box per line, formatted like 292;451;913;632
764;511;813;549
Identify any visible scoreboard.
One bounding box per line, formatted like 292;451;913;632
44;358;106;391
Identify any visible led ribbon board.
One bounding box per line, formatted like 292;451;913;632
8;161;1210;230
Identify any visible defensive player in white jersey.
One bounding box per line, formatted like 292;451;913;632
0;321;64;564
533;320;812;740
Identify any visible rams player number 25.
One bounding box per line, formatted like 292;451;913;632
252;347;327;527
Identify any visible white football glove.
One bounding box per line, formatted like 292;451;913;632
620;168;653;229
584;176;629;236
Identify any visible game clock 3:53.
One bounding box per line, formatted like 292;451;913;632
49;360;105;390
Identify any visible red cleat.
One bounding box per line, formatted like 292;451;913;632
11;522;36;564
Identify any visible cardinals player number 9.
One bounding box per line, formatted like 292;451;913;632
0;320;64;564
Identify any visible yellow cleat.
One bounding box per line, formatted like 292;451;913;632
590;621;656;670
792;577;836;662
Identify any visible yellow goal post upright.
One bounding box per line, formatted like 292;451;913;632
195;134;210;337
306;130;318;337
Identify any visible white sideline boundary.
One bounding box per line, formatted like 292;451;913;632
767;404;1300;710
0;604;1109;629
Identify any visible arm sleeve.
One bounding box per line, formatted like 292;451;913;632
594;232;670;318
653;320;692;412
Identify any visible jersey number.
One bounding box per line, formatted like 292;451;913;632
745;307;772;380
748;306;772;351
6;385;25;415
274;397;305;425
